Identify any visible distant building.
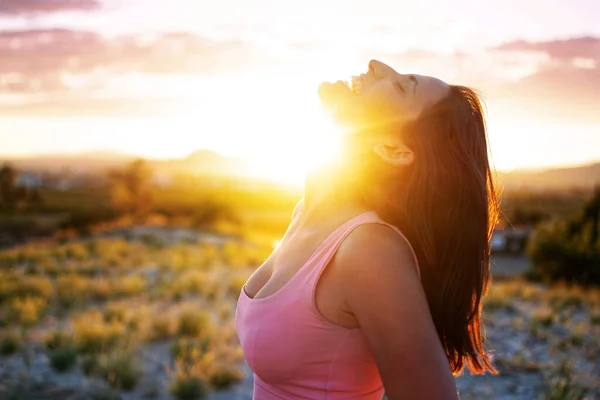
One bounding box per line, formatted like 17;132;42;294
17;172;41;189
491;227;533;254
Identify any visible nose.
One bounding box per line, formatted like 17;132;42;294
368;60;379;73
368;60;398;79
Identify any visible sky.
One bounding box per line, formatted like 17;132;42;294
0;0;599;182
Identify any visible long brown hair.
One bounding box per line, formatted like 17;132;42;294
356;85;499;375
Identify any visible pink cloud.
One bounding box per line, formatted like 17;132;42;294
0;0;99;14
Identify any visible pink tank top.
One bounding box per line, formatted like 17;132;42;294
235;210;420;399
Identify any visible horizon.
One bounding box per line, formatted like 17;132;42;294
1;0;599;182
1;147;599;175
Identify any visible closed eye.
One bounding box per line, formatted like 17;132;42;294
394;82;405;94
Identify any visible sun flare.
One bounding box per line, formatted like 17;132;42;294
162;73;346;185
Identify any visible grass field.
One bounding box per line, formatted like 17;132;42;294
0;229;598;399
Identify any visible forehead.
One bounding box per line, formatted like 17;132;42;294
410;74;450;110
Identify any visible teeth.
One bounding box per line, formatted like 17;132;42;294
351;75;363;94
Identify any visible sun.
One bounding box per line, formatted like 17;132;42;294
164;73;345;186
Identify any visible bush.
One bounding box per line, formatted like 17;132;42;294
177;310;213;337
6;296;46;326
103;306;127;324
44;331;73;351
170;375;208;400
149;314;175;341
0;331;21;355
81;355;101;376
73;315;124;355
49;346;78;372
528;187;600;285
171;339;210;364
0;276;54;303
208;366;243;390
99;353;141;391
56;275;89;307
45;331;78;372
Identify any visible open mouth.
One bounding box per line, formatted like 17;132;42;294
350;75;363;95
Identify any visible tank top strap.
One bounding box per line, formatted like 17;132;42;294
299;212;421;290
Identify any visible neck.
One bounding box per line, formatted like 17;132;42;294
300;163;366;226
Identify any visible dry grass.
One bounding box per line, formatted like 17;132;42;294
0;235;268;397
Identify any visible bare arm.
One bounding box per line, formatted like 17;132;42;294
338;224;458;400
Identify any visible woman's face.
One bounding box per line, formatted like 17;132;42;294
319;60;450;128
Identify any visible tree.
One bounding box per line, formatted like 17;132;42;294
108;159;154;218
529;186;600;285
0;164;17;206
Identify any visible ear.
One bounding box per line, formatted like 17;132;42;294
373;143;414;166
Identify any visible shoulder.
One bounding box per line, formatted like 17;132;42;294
338;222;419;278
335;222;422;308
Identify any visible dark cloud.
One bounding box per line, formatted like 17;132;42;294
493;36;600;62
0;0;99;14
0;29;263;93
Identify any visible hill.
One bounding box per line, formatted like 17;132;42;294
0;150;252;178
1;151;599;190
497;162;600;191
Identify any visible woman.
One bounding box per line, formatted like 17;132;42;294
236;59;499;399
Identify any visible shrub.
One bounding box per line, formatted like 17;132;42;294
170;375;208;400
81;355;101;376
103;306;127;324
49;346;78;372
44;331;74;351
99;353;141;391
149;314;175;341
0;276;54;302
208;366;243;390
0;331;21;355
73;315;124;355
177;310;213;337
543;359;589;400
88;278;111;302
6;296;46;326
528;187;600;285
113;276;145;298
45;331;78;372
171;339;210;364
531;309;554;328
483;294;516;313
56;275;89;307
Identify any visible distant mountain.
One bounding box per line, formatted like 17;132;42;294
155;150;253;177
498;162;600;190
0;151;136;173
0;149;253;178
1;150;599;190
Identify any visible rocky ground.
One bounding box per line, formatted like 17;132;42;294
1;279;598;400
0;232;598;400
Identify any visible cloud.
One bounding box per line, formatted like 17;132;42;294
0;97;171;116
0;29;264;93
486;36;600;123
493;36;600;63
0;0;100;14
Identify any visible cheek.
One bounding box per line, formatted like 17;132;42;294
364;83;404;116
